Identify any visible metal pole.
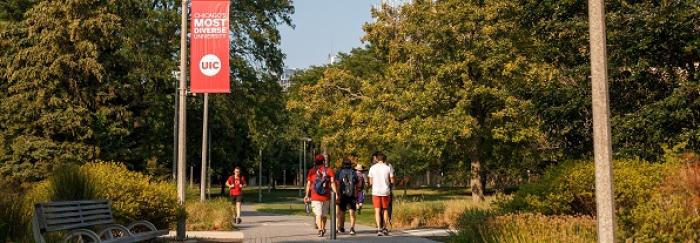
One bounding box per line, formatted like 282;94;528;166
176;0;188;239
173;82;178;182
588;0;616;242
258;148;263;203
200;94;208;202
207;128;211;199
303;140;307;186
299;140;303;197
330;192;336;240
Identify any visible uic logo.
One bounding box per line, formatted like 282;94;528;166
199;54;221;77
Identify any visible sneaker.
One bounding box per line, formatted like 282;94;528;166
382;228;389;236
318;230;324;237
349;228;356;235
338;228;345;233
236;217;242;224
377;229;383;236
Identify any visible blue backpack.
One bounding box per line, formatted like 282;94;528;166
314;166;330;195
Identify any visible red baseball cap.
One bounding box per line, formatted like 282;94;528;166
314;154;325;162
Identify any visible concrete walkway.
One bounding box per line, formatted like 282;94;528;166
237;204;441;243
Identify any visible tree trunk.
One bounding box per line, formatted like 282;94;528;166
470;148;485;202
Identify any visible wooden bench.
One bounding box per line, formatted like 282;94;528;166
32;200;169;243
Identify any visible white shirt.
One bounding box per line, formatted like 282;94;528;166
368;162;394;196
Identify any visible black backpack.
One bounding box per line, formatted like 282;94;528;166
314;166;329;195
339;168;357;197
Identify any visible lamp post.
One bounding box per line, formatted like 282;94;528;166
588;0;616;241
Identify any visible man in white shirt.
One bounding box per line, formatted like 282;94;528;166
368;152;394;236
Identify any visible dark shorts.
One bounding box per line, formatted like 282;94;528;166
230;195;243;203
338;195;357;211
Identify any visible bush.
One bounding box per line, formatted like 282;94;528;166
26;162;178;229
0;193;29;242
392;197;492;229
82;162;177;228
49;164;98;201
627;153;700;241
186;198;234;231
501;159;665;225
451;209;596;243
499;155;700;241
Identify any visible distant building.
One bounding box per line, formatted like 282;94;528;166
278;68;298;91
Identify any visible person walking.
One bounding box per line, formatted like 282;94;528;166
335;158;359;235
225;166;246;224
368;152;394;236
304;154;338;237
354;163;367;215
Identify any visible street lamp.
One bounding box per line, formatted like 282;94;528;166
259;135;267;203
299;137;312;197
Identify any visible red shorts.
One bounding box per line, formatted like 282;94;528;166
372;196;391;209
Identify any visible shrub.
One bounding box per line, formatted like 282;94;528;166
0;193;29;242
48;164;98;201
82;162;177;228
26;162;178;229
392;197;492;229
186;198;234;231
501;159;665;225
451;209;596;243
626;153;700;241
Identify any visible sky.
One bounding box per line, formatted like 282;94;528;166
279;0;382;69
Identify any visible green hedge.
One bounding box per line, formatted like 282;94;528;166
26;162;177;229
498;156;700;241
501;159;665;226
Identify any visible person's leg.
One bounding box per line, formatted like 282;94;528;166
337;207;345;231
372;196;383;235
235;201;242;219
312;201;324;236
349;209;356;229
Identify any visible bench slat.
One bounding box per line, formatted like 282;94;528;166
45;214;113;226
41;204;110;213
44;209;112;219
45;219;114;232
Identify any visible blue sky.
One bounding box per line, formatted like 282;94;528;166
279;0;382;69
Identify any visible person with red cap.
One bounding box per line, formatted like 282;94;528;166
304;154;338;237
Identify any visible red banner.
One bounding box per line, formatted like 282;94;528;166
190;0;230;93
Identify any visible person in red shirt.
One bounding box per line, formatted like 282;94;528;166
226;166;246;224
304;154;338;237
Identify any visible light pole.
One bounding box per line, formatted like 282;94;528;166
258;147;262;203
302;137;311;191
298;140;303;197
588;0;616;241
176;0;188;239
200;94;208;202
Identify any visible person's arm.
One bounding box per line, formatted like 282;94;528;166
241;177;246;188
225;177;232;188
330;175;338;195
389;166;396;185
304;180;311;203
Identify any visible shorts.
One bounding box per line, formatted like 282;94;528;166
311;200;330;217
372;196;391;209
338;195;357;211
230;195;243;203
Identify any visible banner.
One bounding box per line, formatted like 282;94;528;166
190;0;230;93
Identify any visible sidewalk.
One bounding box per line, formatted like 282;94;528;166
237;204;441;243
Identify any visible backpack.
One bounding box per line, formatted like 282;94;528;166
314;166;330;195
340;168;357;197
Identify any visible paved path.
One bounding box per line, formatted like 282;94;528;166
237;204;440;243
